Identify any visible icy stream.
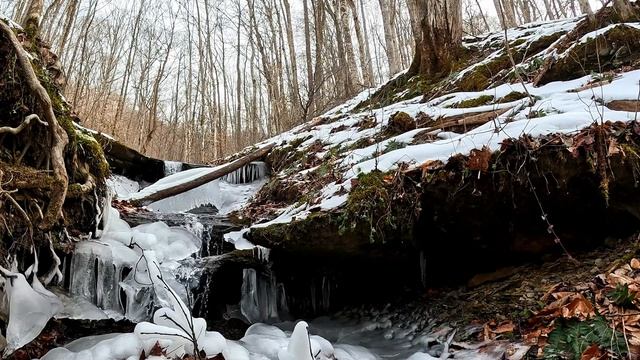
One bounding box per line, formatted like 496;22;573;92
34;164;527;359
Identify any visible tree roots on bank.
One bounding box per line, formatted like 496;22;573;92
0;19;108;263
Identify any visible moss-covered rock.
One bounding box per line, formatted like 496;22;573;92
385;112;416;134
497;91;528;103
536;25;640;85
451;95;495;108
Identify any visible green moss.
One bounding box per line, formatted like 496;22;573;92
76;130;110;179
345;138;375;152
340;170;418;243
456;68;491;92
497;91;527;103
457;32;563;91
451;95;495;108
537;25;640;85
510;38;527;47
383;140;407;154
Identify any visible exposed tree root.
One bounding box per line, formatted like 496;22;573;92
0;114;47;135
0;20;69;230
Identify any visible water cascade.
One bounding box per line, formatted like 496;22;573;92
163;160;183;176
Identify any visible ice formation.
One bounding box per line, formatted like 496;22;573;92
240;268;287;324
0;259;63;355
277;321;314;360
222;161;269;184
123;162;267;214
163;160;183;176
106;175;140;198
68;205;201;321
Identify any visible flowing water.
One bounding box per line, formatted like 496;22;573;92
50;163;519;359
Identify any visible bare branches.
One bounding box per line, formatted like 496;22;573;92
0;114;48;135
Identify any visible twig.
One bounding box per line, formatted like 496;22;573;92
500;7;536;111
526;171;578;264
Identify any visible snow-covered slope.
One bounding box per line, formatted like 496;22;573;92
221;15;640;248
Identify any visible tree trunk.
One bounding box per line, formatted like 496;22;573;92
494;0;517;28
22;0;44;35
408;0;462;78
613;0;634;20
339;0;360;92
378;0;402;76
348;0;374;87
577;0;594;19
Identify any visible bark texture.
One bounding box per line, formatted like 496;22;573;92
408;0;462;77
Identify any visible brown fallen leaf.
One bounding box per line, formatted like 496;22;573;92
561;294;595;320
580;344;603;360
631;258;640;270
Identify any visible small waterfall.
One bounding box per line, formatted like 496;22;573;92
68;243;131;317
222;161;268;184
164;160;183;176
240;268;288;324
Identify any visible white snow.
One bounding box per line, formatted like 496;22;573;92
225;66;640;247
124;161;268;215
106;175;140;198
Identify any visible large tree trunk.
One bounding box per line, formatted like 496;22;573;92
22;0;44;35
408;0;462;78
494;0;517;29
613;0;634;20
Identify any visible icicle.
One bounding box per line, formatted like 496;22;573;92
277;283;289;316
43;238;63;286
254;246;271;262
321;276;330;312
221;162;269;184
310;281;317;314
164;161;183;176
240;269;259;323
240;268;283;323
419;251;427;287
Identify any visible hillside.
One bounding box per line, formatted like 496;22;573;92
2;2;640;360
216;9;640;264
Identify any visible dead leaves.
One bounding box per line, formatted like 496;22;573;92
483;321;516;341
562;294;596;320
524;257;640;357
468;147;492;173
138;342;226;360
580;344;604;360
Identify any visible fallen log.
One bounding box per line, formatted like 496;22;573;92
92;132;204;183
428;107;513;132
128;143;275;206
606;100;640;112
93;132;166;182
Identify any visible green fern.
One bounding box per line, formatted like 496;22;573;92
544;317;626;359
608;283;635;308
